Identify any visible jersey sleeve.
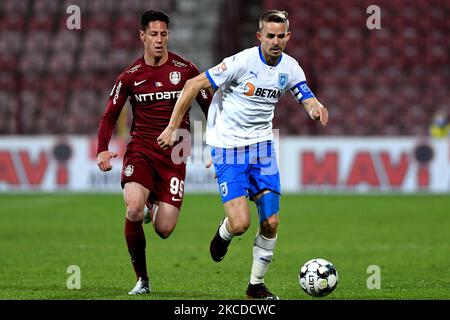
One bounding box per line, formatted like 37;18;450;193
289;62;315;103
189;63;213;118
97;73;130;154
205;53;246;90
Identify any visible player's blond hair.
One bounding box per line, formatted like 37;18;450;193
259;10;289;31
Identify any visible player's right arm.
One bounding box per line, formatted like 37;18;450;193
157;72;213;149
97;76;129;171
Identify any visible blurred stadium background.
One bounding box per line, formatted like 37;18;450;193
0;0;448;193
1;0;448;192
0;0;449;136
0;0;449;300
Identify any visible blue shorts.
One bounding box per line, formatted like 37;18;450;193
211;141;281;203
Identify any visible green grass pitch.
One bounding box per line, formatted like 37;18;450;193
0;193;449;300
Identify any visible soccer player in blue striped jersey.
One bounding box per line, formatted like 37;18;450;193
158;10;329;299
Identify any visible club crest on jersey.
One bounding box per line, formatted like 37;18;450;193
124;165;134;177
278;73;289;89
300;83;310;93
169;71;181;85
219;182;228;197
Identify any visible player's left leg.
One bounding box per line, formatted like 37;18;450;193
246;141;280;299
149;201;180;239
121;151;158;295
144;154;185;238
246;190;280;300
123;181;151;295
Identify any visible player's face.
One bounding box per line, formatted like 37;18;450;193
257;22;291;63
140;21;169;58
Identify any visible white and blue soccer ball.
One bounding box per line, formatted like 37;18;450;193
299;258;338;297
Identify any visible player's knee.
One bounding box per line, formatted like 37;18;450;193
255;192;280;225
126;206;143;221
261;214;279;234
155;229;170;239
155;224;175;239
153;205;179;238
228;219;250;236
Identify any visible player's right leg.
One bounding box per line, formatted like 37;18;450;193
123;182;151;294
210;196;251;262
209;146;251;262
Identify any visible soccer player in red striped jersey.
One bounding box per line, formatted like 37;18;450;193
96;10;211;294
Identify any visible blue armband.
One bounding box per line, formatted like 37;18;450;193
291;81;315;102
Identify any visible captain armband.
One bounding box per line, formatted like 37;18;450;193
291;81;315;103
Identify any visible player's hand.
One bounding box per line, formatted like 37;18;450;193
97;151;118;171
205;158;217;179
157;127;176;150
309;105;329;126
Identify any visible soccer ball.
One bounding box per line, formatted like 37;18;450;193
299;258;338;297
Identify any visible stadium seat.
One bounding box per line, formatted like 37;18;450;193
42;74;70;94
28;13;55;31
18;90;40;133
18;76;42;99
48;51;75;74
24;31;51;53
85;13;112;30
82;30;110;52
52;31;79;52
1;0;28;15
0;92;17;134
34;0;60;13
0;72;16;92
108;49;132;71
86;0;116;13
112;29;139;49
0;31;22;54
19;52;47;74
0;15;26;31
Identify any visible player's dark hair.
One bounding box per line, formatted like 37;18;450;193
259;10;289;31
141;10;170;30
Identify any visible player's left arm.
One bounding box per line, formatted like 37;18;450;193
290;62;328;126
301;97;329;126
157;72;213;149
